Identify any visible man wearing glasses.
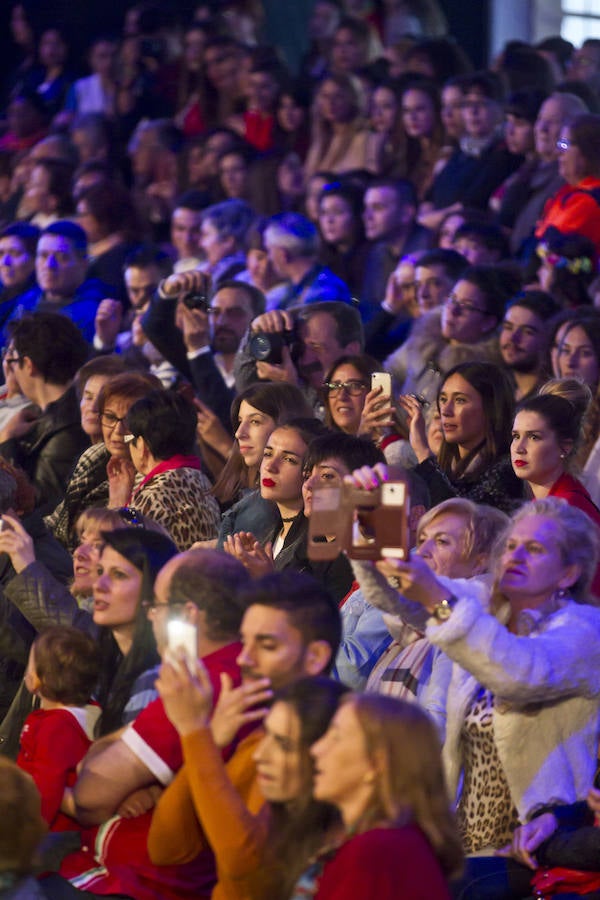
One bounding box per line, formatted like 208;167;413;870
0;312;88;513
386;264;513;407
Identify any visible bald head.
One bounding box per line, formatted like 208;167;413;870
151;549;249;653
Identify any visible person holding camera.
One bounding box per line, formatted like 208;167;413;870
234;300;364;413
141;269;265;434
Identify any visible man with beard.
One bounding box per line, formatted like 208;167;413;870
499;291;560;402
233;300;364;414
142;270;265;430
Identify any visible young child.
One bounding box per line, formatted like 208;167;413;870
17;626;101;832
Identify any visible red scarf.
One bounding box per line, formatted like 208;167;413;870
129;455;202;503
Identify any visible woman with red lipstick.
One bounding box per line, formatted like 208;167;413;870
225;418;327;576
401;361;524;513
215;383;313;549
511;387;600;597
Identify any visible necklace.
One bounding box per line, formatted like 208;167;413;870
280;514;297;522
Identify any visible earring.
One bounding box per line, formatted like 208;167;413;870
560;452;566;459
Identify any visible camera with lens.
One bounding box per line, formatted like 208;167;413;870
182;291;210;313
248;325;300;366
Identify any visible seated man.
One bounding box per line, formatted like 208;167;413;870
141;269;265;430
234;299;364;412
499;290;560;402
146;570;341;891
385;264;519;407
364;248;468;361
60;548;250;900
16;220;108;343
0;313;88;513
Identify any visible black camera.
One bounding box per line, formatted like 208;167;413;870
248;327;300;366
182;291;210;313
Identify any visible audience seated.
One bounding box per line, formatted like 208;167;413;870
0;7;597;896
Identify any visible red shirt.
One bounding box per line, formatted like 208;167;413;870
17;705;98;832
314;826;451;899
549;472;600;597
60;642;243;900
536;176;600;256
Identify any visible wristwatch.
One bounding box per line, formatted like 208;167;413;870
432;594;458;622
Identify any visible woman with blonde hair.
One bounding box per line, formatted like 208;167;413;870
375;496;600;856
304;73;374;178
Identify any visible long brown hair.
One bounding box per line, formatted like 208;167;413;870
350;694;463;878
212;382;313;504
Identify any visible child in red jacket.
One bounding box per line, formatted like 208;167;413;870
17;626;101;832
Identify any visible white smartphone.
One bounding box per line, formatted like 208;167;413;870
380;481;408;559
371;372;392;400
166;619;197;671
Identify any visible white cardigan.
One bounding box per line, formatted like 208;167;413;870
426;580;600;823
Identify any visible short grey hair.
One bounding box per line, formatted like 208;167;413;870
264;212;319;260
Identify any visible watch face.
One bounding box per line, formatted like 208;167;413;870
434;600;453;621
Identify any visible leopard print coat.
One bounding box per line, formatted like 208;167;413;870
132;467;220;551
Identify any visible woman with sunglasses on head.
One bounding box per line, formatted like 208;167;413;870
0;512;175;755
375;496;600;878
401;361;525;513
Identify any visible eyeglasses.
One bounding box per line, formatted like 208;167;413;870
3;355;21;367
101;412;128;429
324;380;368;396
142;599;185;611
117;506;143;527
445;295;487;316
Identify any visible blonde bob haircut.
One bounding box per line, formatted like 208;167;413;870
348;693;463;879
417;498;509;569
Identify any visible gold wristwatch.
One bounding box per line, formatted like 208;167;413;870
432;594;458;622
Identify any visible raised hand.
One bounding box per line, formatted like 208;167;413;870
210;672;273;748
0;513;35;573
155;654;213;737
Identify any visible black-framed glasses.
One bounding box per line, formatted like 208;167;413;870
117;506;143;527
324;380;368;396
101;412;128;429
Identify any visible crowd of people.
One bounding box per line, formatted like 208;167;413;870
0;1;600;899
